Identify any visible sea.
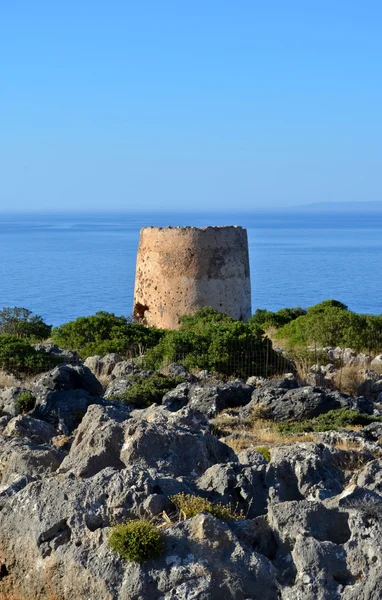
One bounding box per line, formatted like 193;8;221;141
0;210;381;327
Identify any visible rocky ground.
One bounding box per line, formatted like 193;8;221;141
0;351;382;599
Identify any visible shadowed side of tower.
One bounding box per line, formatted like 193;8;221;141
133;226;251;329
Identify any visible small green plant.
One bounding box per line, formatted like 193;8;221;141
110;373;184;408
108;520;163;563
15;391;36;414
170;492;243;521
277;409;382;435
255;446;271;462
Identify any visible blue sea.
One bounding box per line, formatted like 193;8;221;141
0;211;381;326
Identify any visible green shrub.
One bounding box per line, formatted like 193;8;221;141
108;520;163;563
144;307;285;378
51;311;164;359
170;492;243;521
275;300;382;352
250;307;306;329
277;409;382;435
0;335;60;374
0;307;51;340
110;373;184;408
255;446;271;462
15;391;36;414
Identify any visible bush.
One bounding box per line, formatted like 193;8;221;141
15;391;36;414
0;335;60;374
144;307;285;378
108;520;163;563
170;492;243;521
250;307;306;329
0;307;51;340
275;300;382;351
277;409;382;435
255;446;271;462
110;373;184;408
51;311;164;359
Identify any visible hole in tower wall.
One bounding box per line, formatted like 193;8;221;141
133;302;149;323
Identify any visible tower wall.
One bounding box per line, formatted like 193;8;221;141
133;226;251;329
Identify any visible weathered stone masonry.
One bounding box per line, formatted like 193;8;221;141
133;226;251;329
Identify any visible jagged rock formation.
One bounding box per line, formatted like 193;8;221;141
0;363;382;599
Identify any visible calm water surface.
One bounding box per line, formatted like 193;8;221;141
0;211;381;325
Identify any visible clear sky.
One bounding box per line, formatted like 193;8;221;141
1;1;381;212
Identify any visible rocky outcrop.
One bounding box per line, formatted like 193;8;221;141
242;379;373;421
1;361;382;599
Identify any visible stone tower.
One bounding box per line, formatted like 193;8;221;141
132;226;251;329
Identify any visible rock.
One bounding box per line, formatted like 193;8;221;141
161;363;191;380
33;364;103;396
0;415;11;433
154;513;279;600
3;415;57;444
30;364;104;433
268;500;351;548
196;461;268;518
243;382;373;421
324;347;372;366
0;386;29;417
162;382;191;412
84;353;122;378
286;535;352;600
236;447;268;468
357;458;382;493
0;467;154;600
57;405;130;478
188;381;254;418
241;377;299;418
0;481;279;600
0;436;65;484
266;443;344;502
111;359;140;379
120;406;235;477
104;376;134;398
357;370;382;398
371;354;382;369
0;473;36;501
337;485;382;518
33;343;81;365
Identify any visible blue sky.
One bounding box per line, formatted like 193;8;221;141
1;1;381;212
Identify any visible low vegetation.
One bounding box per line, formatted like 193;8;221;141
144;306;286;379
277;409;382;434
0;307;51;341
109;373;184;408
51;311;164;359
274;300;382;352
108;520;163;563
15;391;36;414
170;492;243;521
0;335;60;375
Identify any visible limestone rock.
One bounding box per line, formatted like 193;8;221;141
188;380;253;418
58;405;130;478
121;406;235;477
3;415;57;445
84;353;122;378
266;443;344;502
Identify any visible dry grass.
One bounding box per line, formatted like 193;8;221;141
333;365;366;395
212;410;318;450
0;370;21;389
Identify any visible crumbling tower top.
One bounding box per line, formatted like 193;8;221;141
133;225;251;329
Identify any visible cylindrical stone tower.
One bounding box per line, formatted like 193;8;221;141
132;226;251;329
